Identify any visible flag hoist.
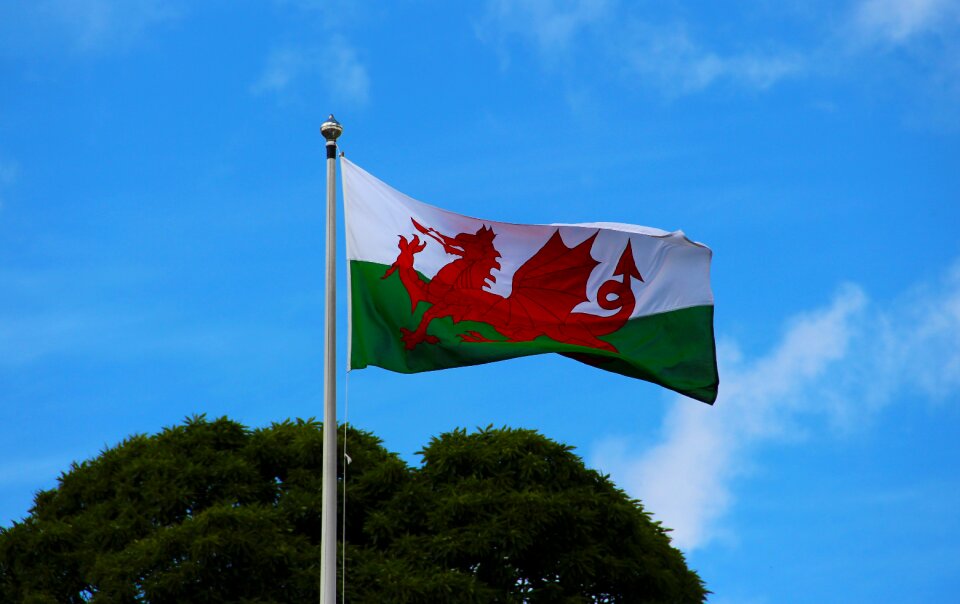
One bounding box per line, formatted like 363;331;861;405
319;114;342;604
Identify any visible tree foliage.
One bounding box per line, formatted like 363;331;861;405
0;416;705;603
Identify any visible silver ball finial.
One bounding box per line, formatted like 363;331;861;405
321;114;343;142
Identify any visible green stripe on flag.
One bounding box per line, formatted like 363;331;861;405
350;260;718;403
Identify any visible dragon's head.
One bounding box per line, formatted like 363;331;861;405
446;225;502;284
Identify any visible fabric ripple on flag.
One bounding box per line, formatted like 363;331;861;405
342;158;719;404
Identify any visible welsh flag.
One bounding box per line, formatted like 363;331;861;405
343;158;719;404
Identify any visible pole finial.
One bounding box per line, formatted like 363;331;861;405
321;114;343;142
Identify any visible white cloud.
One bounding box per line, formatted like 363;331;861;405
482;0;960;101
328;42;370;105
481;1;801;95
853;0;960;44
860;261;960;403
482;0;611;55
0;0;178;54
252;38;369;105
593;260;960;551
621;26;803;95
844;0;960;128
252;48;309;95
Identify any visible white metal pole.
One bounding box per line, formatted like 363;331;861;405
319;114;342;604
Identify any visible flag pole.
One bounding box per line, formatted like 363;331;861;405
319;114;342;604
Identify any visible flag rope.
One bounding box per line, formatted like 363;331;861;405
341;368;351;603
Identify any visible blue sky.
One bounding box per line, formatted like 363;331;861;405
1;0;958;601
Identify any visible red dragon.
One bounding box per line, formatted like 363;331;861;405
383;219;643;352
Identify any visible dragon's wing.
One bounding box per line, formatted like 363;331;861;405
509;230;599;322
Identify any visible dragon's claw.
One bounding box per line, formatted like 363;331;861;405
458;330;494;344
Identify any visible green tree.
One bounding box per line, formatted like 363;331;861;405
0;417;705;603
356;427;705;603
